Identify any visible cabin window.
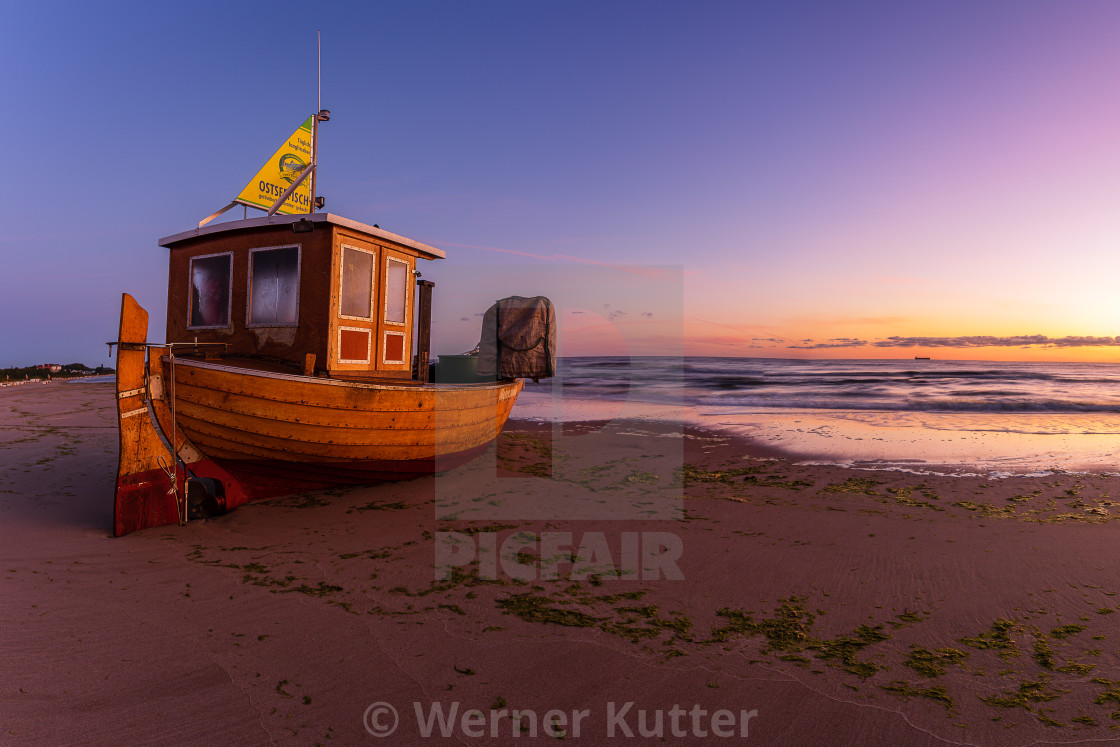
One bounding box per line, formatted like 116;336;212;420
383;331;406;365
188;252;232;329
384;257;409;325
248;246;300;327
339;245;375;320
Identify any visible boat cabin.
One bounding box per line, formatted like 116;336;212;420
159;213;441;381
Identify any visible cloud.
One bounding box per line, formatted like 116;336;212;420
430;244;675;280
785;314;910;326
872;335;1120;348
787;338;869;349
434;240;553;261
554;255;676;280
691;318;783;337
678;334;765;348
779;334;1120;350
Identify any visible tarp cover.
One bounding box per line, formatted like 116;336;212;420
477;296;556;380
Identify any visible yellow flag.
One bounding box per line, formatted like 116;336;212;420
235;117;315;214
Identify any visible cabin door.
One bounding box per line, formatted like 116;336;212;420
378;249;415;373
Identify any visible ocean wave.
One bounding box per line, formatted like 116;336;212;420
532;358;1120;415
694;395;1120;413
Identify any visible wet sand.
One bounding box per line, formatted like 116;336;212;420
4;382;1120;744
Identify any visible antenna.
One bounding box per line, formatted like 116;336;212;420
310;30;329;214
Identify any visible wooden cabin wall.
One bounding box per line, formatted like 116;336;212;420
165;225;332;369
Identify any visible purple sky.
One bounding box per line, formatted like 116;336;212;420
6;1;1120;365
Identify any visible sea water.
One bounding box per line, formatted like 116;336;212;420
514;357;1120;474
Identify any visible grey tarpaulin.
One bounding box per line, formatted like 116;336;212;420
476;296;556;380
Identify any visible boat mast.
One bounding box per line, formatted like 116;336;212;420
266;34;327;218
200;33;326;226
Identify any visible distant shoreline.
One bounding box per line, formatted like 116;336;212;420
0;373;114;388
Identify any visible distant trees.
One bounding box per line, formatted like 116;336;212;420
1;363;114;381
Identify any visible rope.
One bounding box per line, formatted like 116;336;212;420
157;454;181;526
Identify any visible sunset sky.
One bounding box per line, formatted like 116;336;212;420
5;1;1120;364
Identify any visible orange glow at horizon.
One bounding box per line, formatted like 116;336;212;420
557;314;1120;363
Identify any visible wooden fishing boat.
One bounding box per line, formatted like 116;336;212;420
112;212;550;536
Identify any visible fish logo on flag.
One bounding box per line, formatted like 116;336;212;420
235;117;315;215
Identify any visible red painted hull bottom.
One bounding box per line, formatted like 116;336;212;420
114;460;248;536
208;442;492;498
114;469;186;537
113;443;493;535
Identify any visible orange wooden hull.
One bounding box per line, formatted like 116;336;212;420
162;357;522;490
112;291;524;536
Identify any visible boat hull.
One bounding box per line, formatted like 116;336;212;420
112;286;524;535
161;357;522;495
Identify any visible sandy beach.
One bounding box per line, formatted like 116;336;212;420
5;381;1120;745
